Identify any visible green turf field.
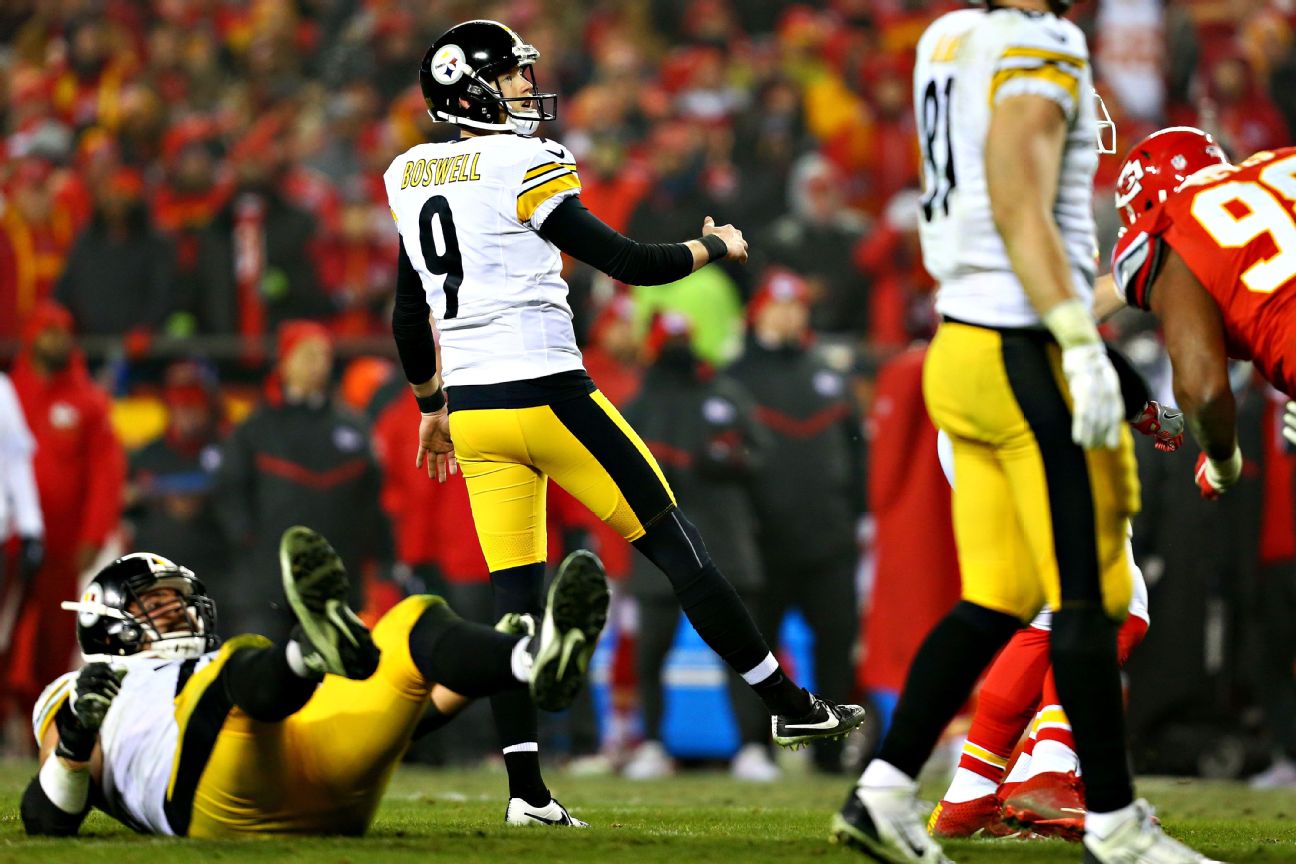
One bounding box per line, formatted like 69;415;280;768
1;761;1293;863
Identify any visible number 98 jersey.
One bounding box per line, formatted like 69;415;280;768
383;134;584;387
1114;148;1296;396
913;7;1099;328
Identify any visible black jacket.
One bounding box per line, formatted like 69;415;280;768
55;220;175;336
127;434;229;582
216;396;392;622
727;337;864;570
622;360;767;597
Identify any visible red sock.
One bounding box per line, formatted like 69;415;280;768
959;627;1053;780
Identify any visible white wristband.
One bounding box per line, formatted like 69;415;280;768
1207;446;1243;486
39;755;90;814
1042;298;1102;350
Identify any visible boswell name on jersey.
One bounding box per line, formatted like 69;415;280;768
398;152;484;188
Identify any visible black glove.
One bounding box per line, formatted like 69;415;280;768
18;535;43;584
55;663;126;761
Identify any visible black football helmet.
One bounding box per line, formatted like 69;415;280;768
60;553;219;660
420;20;557;136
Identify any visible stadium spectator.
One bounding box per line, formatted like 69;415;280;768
621;312;774;782
2;301;125;756
54;167;175;337
757;154;869;339
215;321;392;638
124;360;229;586
727;271;863;773
185;117;328;338
0;159;76;341
851;188;935;353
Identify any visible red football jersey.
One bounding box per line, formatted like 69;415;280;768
1113;147;1296;396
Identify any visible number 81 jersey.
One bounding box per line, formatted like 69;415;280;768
913;7;1099;328
1114;148;1296;396
383;134;584;387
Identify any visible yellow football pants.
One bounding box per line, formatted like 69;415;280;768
449;390;677;571
184;595;442;837
923;321;1139;621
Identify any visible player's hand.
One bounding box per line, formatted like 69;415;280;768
415;407;457;483
702;216;748;263
71;663;126;732
1282;401;1296;450
1061;344;1124;449
1130;401;1185;453
1194;447;1243;500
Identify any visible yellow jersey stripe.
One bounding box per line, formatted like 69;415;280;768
517;172;582;223
524;161;578;181
1001;46;1087;69
963;742;1009;768
990;64;1080;107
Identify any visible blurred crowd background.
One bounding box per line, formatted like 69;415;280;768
3;0;1296;788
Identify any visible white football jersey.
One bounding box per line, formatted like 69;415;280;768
383;133;585;387
914;8;1100;328
34;654;218;835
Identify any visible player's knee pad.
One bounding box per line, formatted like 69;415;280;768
490;561;545;615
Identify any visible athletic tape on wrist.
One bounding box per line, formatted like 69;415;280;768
39;756;90;814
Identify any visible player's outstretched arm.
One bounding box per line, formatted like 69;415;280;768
538;197;745;286
1150;248;1241;497
22;664;123;836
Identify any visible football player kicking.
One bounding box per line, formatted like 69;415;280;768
385;19;865;825
21;527;609;837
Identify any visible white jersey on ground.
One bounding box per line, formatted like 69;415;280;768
33;654;217;835
914;7;1100;328
383;133;585;388
935;429;1149;627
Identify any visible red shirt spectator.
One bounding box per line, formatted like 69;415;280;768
3;301;125;722
0;161;76;340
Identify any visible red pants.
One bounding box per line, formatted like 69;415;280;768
1;553;80;716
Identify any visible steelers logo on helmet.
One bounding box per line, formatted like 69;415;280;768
431;44;467;85
79;582;103;627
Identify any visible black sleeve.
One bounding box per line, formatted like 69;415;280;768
391;244;438;385
1105;343;1152;421
21;773;89;836
539;196;697;286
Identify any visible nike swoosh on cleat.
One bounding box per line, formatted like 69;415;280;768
783;716;842;731
528;813;568;825
1060;808;1086;814
557;630;586;678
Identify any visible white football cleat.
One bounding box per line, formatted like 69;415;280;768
831;783;951;863
623;740;675;780
730;743;781;783
504;797;589;827
1082;800;1223;864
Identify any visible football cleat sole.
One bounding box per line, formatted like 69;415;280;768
530;550;609;712
279;526;379;679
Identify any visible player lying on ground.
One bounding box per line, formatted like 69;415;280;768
387;18;865;823
929;374;1179;841
21;527;609;837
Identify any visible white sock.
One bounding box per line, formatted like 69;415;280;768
510;637;533;683
285;640;319;679
1086;802;1137;839
943;767;999;803
1028;739;1080;777
1004;746;1034;785
860;759;917;791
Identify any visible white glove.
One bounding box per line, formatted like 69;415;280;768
1061;343;1124;449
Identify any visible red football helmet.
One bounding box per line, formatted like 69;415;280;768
1114;127;1229;228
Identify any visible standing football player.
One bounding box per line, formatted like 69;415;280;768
831;2;1217;862
385;20;865;827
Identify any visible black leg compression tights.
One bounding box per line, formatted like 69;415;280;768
487;561;550;806
875;601;1021;778
1050;607;1134;813
407;599;524;698
633;508;809;717
222;645;319;722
